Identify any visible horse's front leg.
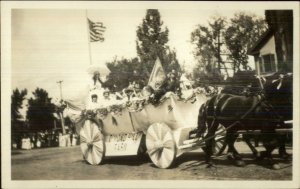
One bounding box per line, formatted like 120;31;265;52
278;133;291;160
261;133;280;169
204;121;219;167
243;134;259;158
226;132;246;167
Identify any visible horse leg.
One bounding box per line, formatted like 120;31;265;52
262;134;280;169
278;133;291;160
226;132;245;167
204;121;219;167
243;134;259;158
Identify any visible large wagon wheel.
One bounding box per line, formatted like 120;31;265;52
80;120;105;165
212;124;227;156
146;123;176;169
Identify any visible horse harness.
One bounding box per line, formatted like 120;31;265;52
206;93;284;133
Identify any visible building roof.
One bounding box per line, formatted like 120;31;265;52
247;29;274;55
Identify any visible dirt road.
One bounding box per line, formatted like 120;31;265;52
11;143;292;180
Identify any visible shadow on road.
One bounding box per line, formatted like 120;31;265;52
101;154;151;166
173;152;292;171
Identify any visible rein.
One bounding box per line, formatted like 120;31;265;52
197;95;266;145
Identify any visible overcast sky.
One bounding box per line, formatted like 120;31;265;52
12;8;265;101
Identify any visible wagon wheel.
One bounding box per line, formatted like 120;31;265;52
80;120;105;165
146;123;176;169
212;124;227;156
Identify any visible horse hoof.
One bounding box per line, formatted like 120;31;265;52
256;151;266;161
227;153;234;161
235;160;246;167
272;164;281;170
206;162;215;168
279;153;291;160
254;151;261;159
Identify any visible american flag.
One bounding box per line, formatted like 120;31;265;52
88;18;106;42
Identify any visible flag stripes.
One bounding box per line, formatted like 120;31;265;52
88;18;106;42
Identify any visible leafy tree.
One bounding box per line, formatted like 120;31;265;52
191;16;227;82
11;88;27;124
27;88;56;131
136;9;180;76
105;57;144;92
224;12;267;73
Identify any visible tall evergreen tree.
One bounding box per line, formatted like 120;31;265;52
27;88;55;131
11;88;27;124
136;9;180;76
11;88;28;148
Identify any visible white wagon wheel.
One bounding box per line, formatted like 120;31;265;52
146;123;176;169
80;120;105;165
212;124;227;156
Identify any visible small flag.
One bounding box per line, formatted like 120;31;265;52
148;58;166;90
88;18;106;42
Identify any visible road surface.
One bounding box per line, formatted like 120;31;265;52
11;142;292;180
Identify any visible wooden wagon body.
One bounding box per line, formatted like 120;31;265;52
65;90;223;168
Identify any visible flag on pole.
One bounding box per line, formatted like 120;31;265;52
88;18;106;42
148;58;166;90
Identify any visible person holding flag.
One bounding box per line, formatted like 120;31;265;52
147;58;181;104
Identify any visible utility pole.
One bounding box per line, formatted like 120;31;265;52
57;80;66;135
57;80;63;100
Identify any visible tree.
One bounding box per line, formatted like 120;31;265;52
11;88;28;148
224;12;267;73
136;9;180;77
27;88;56;131
11;88;27;124
191;16;227;82
105;57;144;92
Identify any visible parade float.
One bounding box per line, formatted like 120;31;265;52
63;62;226;169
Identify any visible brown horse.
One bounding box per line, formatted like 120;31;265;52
197;72;293;169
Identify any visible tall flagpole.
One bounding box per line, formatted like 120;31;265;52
86;9;92;65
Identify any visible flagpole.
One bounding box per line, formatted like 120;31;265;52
86;9;92;65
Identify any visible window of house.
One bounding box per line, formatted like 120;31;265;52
262;54;276;73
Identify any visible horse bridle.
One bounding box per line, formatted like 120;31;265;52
271;73;292;90
255;73;292;90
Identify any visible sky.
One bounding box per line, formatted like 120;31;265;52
12;8;265;103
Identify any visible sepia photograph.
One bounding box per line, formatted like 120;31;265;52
1;1;299;188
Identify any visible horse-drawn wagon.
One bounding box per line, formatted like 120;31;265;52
64;71;292;169
64;89;227;168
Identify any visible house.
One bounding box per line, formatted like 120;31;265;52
248;10;293;75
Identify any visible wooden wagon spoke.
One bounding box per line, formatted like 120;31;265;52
162;140;174;149
83;122;92;141
148;148;161;156
145;139;155;150
93;142;104;152
80;136;88;144
81;145;89;158
160;151;171;168
90;122;94;141
92;132;102;142
162;148;174;161
146;131;156;143
147;127;159;141
91;147;97;165
157;124;163;141
80;129;88;142
93;146;103;158
162;132;173;143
